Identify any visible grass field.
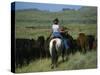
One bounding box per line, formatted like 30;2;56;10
15;6;97;73
16;50;97;73
15;7;97;40
16;24;97;40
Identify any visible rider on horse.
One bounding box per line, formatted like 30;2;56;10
50;18;69;50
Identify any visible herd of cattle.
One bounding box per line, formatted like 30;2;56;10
16;33;97;67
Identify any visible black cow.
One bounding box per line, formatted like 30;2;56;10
37;36;45;58
87;35;96;50
16;39;36;67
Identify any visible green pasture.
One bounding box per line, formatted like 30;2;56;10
15;7;97;40
16;50;97;73
16;24;97;40
15;7;97;73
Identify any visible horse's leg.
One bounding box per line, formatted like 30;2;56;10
83;44;87;53
51;43;57;69
51;57;54;69
55;53;58;67
65;48;69;61
50;48;54;69
51;56;58;69
79;40;83;53
62;47;65;62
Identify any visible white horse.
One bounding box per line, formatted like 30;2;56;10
49;38;65;69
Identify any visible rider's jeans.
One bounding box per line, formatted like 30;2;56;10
52;32;69;50
63;38;69;50
52;32;62;38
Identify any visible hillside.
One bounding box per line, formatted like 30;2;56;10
15;7;97;27
15;7;97;39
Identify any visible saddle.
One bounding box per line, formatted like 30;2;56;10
52;36;62;39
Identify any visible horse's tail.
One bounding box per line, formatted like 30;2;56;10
52;40;57;55
51;40;58;67
53;40;56;46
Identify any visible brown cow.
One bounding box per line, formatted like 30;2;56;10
77;33;88;53
87;35;96;50
92;40;97;50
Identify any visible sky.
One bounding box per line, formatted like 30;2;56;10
14;2;82;12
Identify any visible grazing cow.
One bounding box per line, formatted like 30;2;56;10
16;38;36;67
77;33;88;53
87;35;95;50
92;40;97;49
37;36;46;58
